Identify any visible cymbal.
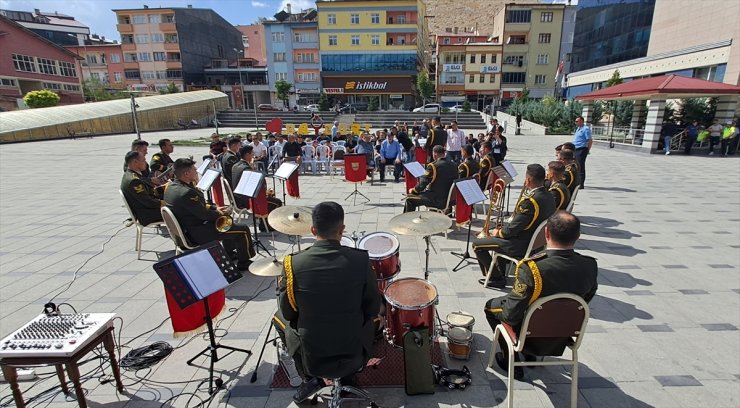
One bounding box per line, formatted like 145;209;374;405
389;211;452;236
268;205;313;236
249;257;285;277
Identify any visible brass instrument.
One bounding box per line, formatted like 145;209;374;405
477;179;507;238
215;206;233;232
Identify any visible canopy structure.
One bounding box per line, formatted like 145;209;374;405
575;75;740;101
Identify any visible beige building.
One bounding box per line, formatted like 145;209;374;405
436;42;503;110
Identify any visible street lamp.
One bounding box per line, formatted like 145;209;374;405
68;33;96;102
234;47;259;130
131;94;141;140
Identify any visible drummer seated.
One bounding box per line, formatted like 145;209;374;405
272;202;381;404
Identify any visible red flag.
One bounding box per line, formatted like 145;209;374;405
287;171;300;198
404;167;416;192
165;289;225;336
211;176;225;206
250;183;269;216
455;186;472;226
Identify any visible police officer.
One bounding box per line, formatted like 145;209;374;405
484;211;597;379
164;158;255;270
473;163;556;288
121;151;163;225
404;145;458;213
546;161;571;211
273;202;381;403
458;144;480;179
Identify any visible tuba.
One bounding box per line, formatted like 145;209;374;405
477;179;507;238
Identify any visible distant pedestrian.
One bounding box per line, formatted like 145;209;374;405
707;120;723;156
661;120;678;155
721;120;736;157
446;120;465;163
684;121;699;155
571;116;592;189
728;120;739;155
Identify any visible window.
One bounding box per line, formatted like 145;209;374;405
271;32;285;42
298;72;317;82
273;52;286;62
166;70;182;79
125;70;140;79
541;12;553;22
43;82;61;90
37;58;57;75
0;78;18;86
156;71;167;79
508;35;526;44
479;74;485;83
276;72;287;81
320;53;417;72
489;74;495;83
58;61;77;77
328;35;337;46
90;72;101;80
164;34;178;43
469;75;474;83
351;14;359;24
505;9;531;23
504;55;524;66
502;72;526;83
538;33;551;43
535;74;546;85
141;71;156;80
163;14;175;23
153;52;166;61
12;54;35;72
296;53;315;63
124;53;137;62
148;14;161;23
63;84;80;91
481;54;486;64
150;33;164;43
470;54;476;64
537;54;549;64
138;52;151;62
443;38;450;45
491;55;497;63
351;35;360;45
397;15;406;24
327;14;336;25
371;13;379;24
110;53;121;63
114;72;122;82
86;55;97;65
167;52;180;61
294;32;317;43
121;34;134;44
131;15;147;24
243;35;249;47
371;35;380;45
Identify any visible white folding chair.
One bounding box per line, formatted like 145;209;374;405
301;145;317;175
160;207;197;255
120;190;164;260
315;144;332;175
330;148;347;180
483;219;548;286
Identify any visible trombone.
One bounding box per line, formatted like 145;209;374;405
477;179;507;238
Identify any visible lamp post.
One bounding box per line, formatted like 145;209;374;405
131;94;141;140
233;48;245;111
69;33;96;102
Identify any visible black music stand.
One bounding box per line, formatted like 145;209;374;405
153;242;251;394
499;161;517;215
451;178;487;272
235;170;272;256
274;162;300;204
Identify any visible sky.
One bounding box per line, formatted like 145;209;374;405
0;0;315;40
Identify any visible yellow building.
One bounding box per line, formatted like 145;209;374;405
316;0;428;110
492;3;565;101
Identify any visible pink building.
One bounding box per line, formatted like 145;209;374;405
65;43;126;90
236;24;266;67
0;15;83;111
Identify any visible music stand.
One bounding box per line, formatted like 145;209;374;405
153;242;251;394
274;162;300;204
235;170;272;256
451;178;487;272
499;161;517;215
343;154;369;205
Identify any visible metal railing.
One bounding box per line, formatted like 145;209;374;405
590;125;644;146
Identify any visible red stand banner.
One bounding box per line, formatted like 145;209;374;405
404;168;417;192
287;171;300;198
251;183;269;216
165;289;225;336
344;154;367;183
415;147;427;165
455;186;472;226
211;176;225;206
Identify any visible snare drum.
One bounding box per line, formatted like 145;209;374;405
446;311;475;332
357;232;400;280
340;235;356;248
383;278;438;347
447;327;473;360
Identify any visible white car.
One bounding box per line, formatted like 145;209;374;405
304;104;320;112
449;104;480;113
412;103;441;113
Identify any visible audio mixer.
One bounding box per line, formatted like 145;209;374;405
0;313;115;358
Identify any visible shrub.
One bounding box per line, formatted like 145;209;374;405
23;90;60;108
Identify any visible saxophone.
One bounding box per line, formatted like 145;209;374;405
477;179;507;238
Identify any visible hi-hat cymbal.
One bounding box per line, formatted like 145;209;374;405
268;205;313;236
389;211;452;236
249;257;285;277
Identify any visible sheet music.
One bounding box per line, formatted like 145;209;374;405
234;170;264;197
274;162;299;180
173;248;229;299
403;161;426;178
197;159;212;175
455;178;487;205
492;166;514;184
196;168;221;190
501;160;517;178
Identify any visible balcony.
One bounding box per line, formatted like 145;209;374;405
116;23;133;33
159;22;176;32
121;43;136;52
163;42;180;51
166;61;182;69
123;62;139;70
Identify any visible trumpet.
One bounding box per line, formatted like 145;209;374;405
477;179;507;238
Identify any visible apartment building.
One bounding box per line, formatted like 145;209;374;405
316;0;428;110
236;23;267;67
0;15;83;110
263;7;320;107
0;8;90;46
113;5;242;93
492;3;566;102
65;38;125;90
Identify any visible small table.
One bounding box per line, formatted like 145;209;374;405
0;327;124;408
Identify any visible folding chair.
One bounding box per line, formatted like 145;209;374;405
489;294;590;408
483;219;547;286
315;144;332;175
120;190;164;260
301;145;317;175
220;177;268;231
565;186;579;213
160;207;197;255
330;148;346;180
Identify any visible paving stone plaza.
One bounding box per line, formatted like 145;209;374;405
0;126;738;407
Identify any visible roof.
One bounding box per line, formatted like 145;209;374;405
575;75;740;101
0;15;82;60
0;90;226;135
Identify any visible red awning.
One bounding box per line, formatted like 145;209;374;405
576;75;740;101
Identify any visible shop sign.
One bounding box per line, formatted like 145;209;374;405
443;64;464;72
323;88;344;94
322;76;412;94
480;65;499;73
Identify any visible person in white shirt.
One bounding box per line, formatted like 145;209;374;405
251;132;269;172
446;120;465;163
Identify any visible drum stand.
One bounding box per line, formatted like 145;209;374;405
249;274;283;383
249;197;272;257
422;235;436;281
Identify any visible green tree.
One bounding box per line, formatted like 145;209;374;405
82;78;128;102
462;100;472;112
274;80;293;108
416;71;434;106
318;93;330;111
675;97;717;126
368;96;379;111
23;90;60;108
614;100;634;127
590;101;605;125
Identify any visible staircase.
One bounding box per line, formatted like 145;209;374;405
217;110;338;128
353;111;486;130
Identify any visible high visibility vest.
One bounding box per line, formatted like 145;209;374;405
722;126;736;139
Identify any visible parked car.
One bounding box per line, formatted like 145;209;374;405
257;104;281;111
304;104;320;112
448;104;480;113
412;103;441;113
338;102;369;113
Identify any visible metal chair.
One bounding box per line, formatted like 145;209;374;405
160;207;197;255
489;294;590;408
483;219;547;286
119;190;164;260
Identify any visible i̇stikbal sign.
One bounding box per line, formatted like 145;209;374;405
322;76;411;94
